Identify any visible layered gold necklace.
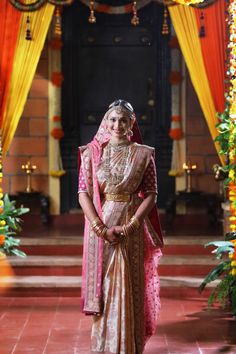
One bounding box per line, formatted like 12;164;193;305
104;141;130;186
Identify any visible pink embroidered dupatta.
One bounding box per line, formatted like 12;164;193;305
78;111;163;338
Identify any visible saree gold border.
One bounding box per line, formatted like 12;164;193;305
128;227;144;353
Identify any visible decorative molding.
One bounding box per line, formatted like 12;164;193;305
9;0;73;12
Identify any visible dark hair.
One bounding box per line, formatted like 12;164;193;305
109;99;134;113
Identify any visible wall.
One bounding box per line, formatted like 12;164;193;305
3;42;49;196
185;72;220;195
3;41;220;207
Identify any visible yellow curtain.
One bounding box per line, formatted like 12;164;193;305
2;3;55;157
169;5;224;165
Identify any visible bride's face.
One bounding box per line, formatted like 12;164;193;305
106;110;132;140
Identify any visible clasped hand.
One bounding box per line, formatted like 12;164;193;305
105;226;124;245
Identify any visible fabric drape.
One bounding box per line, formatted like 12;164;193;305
2;3;55;156
169;5;224;165
195;1;226;113
0;1;21;128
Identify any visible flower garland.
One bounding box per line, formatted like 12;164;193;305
49;9;65;178
173;0;204;5
226;0;236;276
0;136;5;249
168;30;184;177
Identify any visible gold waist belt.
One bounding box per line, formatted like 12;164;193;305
104;193;131;202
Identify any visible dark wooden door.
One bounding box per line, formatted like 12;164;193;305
61;1;174;212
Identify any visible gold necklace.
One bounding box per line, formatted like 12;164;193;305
109;140;130;148
104;142;129;186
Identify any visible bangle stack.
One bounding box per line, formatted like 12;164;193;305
122;215;140;237
91;217;108;239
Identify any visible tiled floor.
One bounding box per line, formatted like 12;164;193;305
0;296;235;354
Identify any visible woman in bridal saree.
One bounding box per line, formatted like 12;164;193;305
78;100;163;354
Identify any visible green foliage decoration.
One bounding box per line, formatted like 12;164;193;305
0;194;29;257
199;234;236;316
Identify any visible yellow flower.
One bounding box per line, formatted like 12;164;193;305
229;216;236;221
231;269;236;276
0;220;6;226
230;224;236;230
0;200;4;207
229;170;235;179
229;196;236;201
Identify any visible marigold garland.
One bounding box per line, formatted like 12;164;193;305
173;0;204;4
51;72;64;87
169;71;182;84
227;0;236;276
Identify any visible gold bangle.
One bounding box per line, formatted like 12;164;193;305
100;227;108;238
123;224;129;237
91;217;101;228
130;216;140;229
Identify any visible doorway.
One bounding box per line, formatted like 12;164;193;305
61;1;174;212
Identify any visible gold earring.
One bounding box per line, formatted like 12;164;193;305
127;128;133;137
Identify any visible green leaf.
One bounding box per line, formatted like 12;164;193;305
225;232;236;241
10;248;26;257
231;286;236;316
223;178;232;186
199;262;229;292
205;241;234;248
15;207;29;215
213;246;235;259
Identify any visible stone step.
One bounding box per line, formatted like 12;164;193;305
8;256;82;276
0;275;219;297
18;235;222;256
19;237;83;256
163;235;222;255
8;254;218;276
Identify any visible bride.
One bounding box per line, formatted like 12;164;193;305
78;99;163;354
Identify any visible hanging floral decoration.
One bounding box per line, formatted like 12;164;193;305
168;32;184;177
226;0;236;265
49;8;66;177
172;0;204;5
51;115;64;139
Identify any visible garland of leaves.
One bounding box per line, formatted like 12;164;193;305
9;0;73;12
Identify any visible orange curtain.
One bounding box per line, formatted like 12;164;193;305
195;1;226;113
0;1;21;127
